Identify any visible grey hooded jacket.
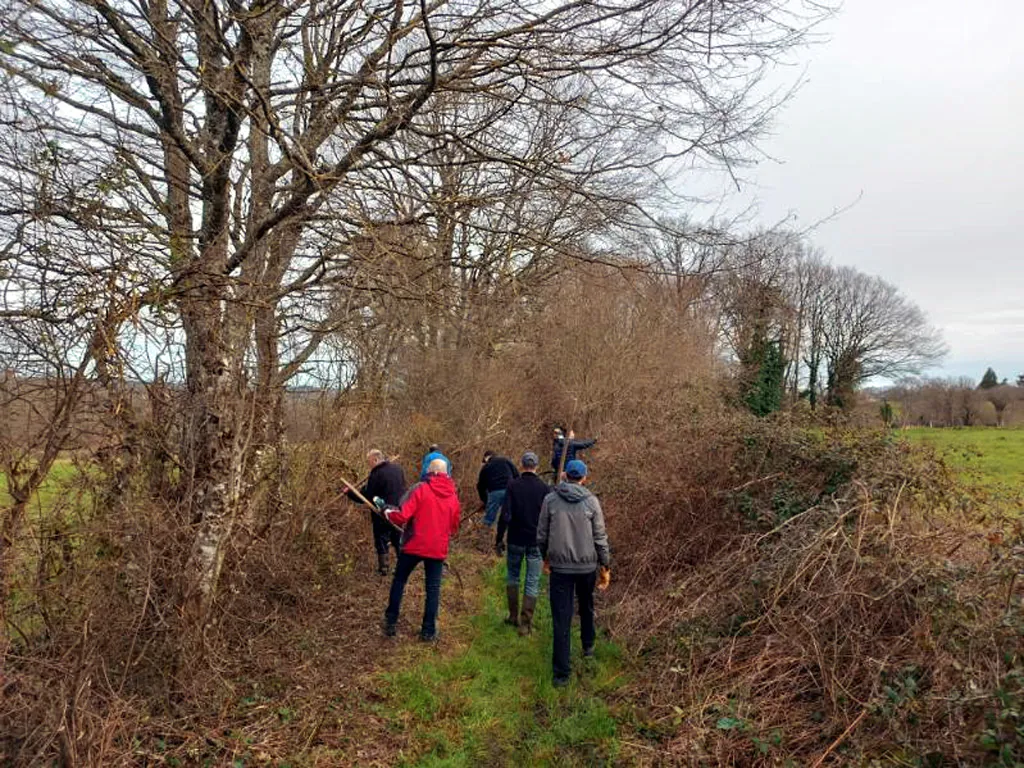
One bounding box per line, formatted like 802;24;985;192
536;482;610;574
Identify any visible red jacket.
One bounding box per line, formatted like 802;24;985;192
385;474;460;560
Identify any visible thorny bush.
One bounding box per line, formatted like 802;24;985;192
603;418;1024;766
3;266;1020;765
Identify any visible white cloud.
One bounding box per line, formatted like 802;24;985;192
683;0;1024;381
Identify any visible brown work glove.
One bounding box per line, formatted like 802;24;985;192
543;559;551;575
597;566;611;591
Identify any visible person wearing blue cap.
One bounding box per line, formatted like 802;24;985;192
536;459;612;687
495;451;549;634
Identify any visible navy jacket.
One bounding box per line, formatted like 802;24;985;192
476;455;519;504
496;471;550;548
550;435;596;473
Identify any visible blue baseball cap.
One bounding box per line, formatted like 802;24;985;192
565;459;587;479
521;451;539;468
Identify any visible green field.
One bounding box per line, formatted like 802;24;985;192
0;458;82;513
902;427;1024;495
2;459;88;643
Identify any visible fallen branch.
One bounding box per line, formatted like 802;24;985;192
809;709;868;768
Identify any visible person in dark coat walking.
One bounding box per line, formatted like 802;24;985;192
550;428;596;478
346;449;406;575
382;458;461;641
476;450;518;527
537;459;611;687
495;451;549;634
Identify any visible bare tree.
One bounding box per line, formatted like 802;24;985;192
985;384;1021;428
0;148;143;658
785;244;830;406
0;0;831;646
884;377;992;427
714;232;798;357
707;230;808;412
818;267;946;408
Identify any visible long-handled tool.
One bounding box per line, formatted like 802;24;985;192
556;396;579;481
458;503;486;533
556;429;571;481
339;474;403;533
325;454;402;508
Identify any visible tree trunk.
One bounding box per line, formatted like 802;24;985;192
175;0;251;649
1;495;31;661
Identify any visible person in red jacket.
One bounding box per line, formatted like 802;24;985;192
382;458;461;641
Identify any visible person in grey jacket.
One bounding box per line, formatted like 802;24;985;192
536;459;611;687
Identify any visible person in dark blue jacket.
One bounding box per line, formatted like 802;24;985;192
550;428;596;477
495;451;549;634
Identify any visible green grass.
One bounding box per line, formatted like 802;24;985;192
375;561;627;767
3;458;89;645
902;427;1024;493
1;457;83;514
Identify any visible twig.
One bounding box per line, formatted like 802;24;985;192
809;709;868;768
717;472;785;496
557;396;579;481
620;739;658;753
753;501;821;545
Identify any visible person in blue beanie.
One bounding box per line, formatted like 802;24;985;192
420;443;452;481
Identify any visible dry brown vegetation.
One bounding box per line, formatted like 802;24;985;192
885;378;1024;428
604;422;1022;765
5;0;1011;761
2;266;1021;766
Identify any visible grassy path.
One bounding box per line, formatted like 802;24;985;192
370;552;629;767
3;466;638;765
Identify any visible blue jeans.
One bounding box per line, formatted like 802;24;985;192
549;569;596;681
483;489;506;526
385;553;444;638
506;544;542;598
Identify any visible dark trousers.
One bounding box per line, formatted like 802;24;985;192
385;552;444;637
371;511;401;556
549;569;597;680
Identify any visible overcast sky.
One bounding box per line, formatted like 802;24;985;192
694;0;1023;385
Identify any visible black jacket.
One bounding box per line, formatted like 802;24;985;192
347;460;407;508
496;471;550;548
476;455;519;504
550;435;596;472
